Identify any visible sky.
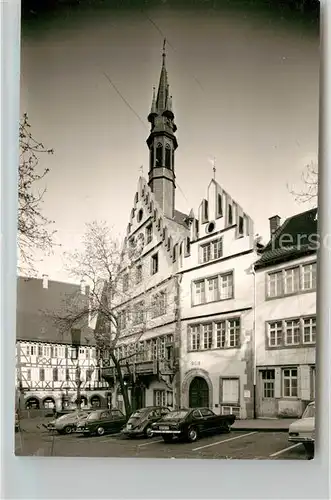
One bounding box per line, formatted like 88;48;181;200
20;3;320;282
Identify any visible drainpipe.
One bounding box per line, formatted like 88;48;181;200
174;273;183;410
252;265;257;419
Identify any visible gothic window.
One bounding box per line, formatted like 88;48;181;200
150;147;154;168
165;143;171;169
156;143;163;167
171;150;175;171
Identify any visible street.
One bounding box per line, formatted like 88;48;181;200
15;427;311;460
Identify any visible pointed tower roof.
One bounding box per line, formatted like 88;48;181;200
156;39;169;114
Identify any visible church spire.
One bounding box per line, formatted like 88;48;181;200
156;39;169;113
146;40;178;220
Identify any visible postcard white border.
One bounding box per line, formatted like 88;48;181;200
0;1;329;498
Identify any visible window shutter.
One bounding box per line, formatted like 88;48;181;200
222;379;239;403
300;365;310;401
274;367;281;398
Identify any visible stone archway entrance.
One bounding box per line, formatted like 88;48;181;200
189;376;209;408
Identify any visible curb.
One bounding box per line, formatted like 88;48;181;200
232;427;289;433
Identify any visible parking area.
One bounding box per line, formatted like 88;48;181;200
15;427;311;460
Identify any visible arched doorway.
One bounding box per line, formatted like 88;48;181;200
25;397;40;410
90;395;101;408
189;377;209;408
43;397;55;409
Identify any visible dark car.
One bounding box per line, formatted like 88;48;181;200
122;406;170;438
76;408;127;437
151;407;236;443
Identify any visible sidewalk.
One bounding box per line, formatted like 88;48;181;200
232;418;296;432
18;416;53;433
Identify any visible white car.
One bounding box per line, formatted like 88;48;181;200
288;401;315;457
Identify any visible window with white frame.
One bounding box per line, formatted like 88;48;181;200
188;325;200;350
267;262;316;298
267;316;316;348
285;319;301;345
43;346;50;357
151;291;167;318
284;267;300;294
303;317;316;344
192;272;233;306
154;389;173;407
302;262;317;290
282;368;298;398
188;318;241;352
202;323;213;349
216;322;226;348
30;345;37;356
26;369;31;381
228;319;241;347
268;321;283;347
200;238;223;263
267;271;283;298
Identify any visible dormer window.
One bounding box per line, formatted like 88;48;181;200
156;142;163;167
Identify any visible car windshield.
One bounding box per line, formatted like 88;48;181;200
130;409;148;418
163;410;188;420
87;411;101;420
302;404;315;419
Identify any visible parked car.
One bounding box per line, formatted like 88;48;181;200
288;401;315;457
122;406;170;438
151;407;236;443
48;410;91;434
76;408;127;437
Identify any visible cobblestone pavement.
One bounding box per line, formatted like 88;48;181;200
15;428;311;460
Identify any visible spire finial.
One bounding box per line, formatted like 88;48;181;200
162;39;166;63
139;165;144;175
213;157;216;179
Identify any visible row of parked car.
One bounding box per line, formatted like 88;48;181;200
47;406;236;443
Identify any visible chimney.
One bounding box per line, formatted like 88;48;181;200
42;274;49;289
269;215;281;237
80;279;86;295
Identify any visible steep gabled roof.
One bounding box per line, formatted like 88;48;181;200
16;277;95;345
254;208;318;270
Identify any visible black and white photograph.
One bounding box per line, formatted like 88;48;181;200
15;0;320;462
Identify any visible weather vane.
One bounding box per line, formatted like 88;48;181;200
212;157;216;179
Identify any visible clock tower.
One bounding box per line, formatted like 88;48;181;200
147;40;178;220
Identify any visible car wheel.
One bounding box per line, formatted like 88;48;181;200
221;422;231;433
63;426;72;435
162;434;174;443
187;427;198;443
96;426;105;436
144;426;153;438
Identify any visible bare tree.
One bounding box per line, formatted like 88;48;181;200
288;161;318;205
53;221;178;418
18;113;56;274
